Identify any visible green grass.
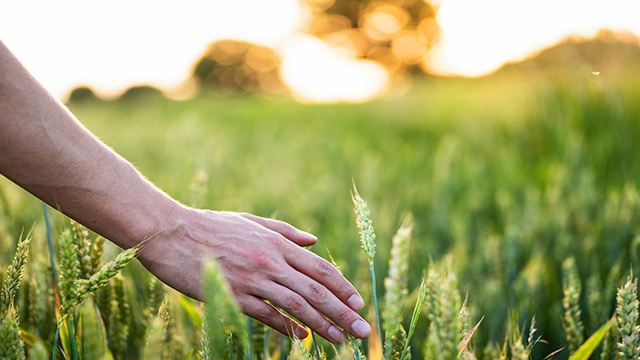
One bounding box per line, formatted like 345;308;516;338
1;65;640;359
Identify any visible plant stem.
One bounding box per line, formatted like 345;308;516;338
70;318;79;360
312;332;321;360
370;262;382;354
43;203;60;295
52;325;60;360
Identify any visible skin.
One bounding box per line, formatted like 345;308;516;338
0;39;371;343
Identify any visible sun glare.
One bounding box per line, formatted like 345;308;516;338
279;35;388;102
2;0;640;101
426;0;640;77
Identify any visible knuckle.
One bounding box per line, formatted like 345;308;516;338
264;232;286;247
315;258;337;278
247;249;278;270
283;294;306;312
307;282;328;304
255;303;277;320
335;306;353;325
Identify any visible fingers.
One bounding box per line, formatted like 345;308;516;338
286;250;365;312
241;296;309;339
257;282;354;344
239;213;317;247
275;267;371;340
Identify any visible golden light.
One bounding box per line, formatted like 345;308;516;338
425;0;640;77
303;0;335;11
310;14;352;36
3;0;640;102
245;47;279;73
360;5;410;42
392;30;428;64
279;35;388;102
416;18;440;45
366;46;401;72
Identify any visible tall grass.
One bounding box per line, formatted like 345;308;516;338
0;63;639;358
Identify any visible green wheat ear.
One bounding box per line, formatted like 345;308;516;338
159;297;185;360
616;276;640;360
562;257;584;355
0;232;31;317
203;260;246;359
0;308;26;359
59;245;139;321
600;317;619;360
351;183;376;263
351;182;382;353
424;266;462;360
383;214;413;359
71;220;92;279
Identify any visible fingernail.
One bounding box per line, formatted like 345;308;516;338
328;325;346;343
301;231;317;241
348;294;364;311
296;327;309;339
351;319;371;338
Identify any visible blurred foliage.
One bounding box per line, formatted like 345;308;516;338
192;40;287;95
189;0;441;95
302;0;440;75
8;36;640;359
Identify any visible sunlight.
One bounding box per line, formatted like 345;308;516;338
426;0;640;76
279;35;389;102
0;0;303;98
2;0;640;100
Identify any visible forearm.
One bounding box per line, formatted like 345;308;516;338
0;40;183;249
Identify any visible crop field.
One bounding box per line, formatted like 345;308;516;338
2;58;640;359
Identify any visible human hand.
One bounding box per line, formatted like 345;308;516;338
137;208;372;344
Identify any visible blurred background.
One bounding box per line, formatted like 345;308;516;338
2;1;640;359
2;0;640;101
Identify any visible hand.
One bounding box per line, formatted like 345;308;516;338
137;207;372;343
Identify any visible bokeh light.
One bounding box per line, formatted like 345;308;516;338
279;35;388;102
3;0;640;101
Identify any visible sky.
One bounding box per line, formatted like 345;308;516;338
1;0;639;102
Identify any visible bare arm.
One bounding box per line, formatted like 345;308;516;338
0;40;371;343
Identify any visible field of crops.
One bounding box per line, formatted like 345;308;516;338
2;48;640;359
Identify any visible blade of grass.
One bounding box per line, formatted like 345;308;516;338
44;203;62;317
178;294;202;332
312;332;321;360
458;316;484;356
568;317;616;360
399;278;426;360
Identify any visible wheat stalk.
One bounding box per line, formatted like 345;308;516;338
600;317;619;360
110;275;130;360
200;303;212;360
159;298;185;360
90;235;106;275
0;233;31;317
383;214;413;360
71;220;93;279
616;276;640;360
352;183;381;349
562;257;584;355
0;308;25;359
59;246;139;320
425;267;462;360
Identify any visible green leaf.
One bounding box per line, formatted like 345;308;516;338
458;316;484;356
400;278;426;360
184;347;196;360
568;317;616;360
178;294;203;332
